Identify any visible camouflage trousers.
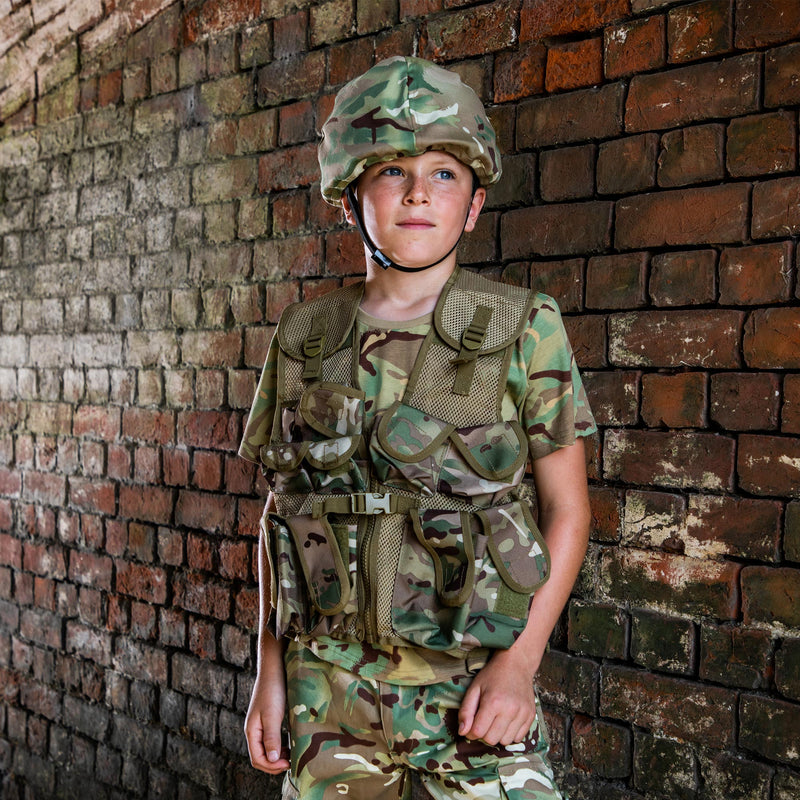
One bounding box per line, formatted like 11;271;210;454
282;643;565;800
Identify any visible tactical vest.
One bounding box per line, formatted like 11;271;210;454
260;267;551;656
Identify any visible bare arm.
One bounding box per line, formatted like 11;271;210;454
458;439;591;745
244;492;291;774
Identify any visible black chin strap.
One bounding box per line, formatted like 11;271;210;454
344;181;477;274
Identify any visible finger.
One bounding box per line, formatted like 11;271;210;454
458;682;482;736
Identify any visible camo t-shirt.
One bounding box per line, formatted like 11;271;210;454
240;296;596;684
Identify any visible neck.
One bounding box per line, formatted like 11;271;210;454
360;255;457;321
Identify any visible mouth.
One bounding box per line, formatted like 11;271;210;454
397;218;434;229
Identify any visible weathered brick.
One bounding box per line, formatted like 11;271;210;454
700;624;773;689
493;44;546;102
565;315;607;369
609;310;743;368
604;15;666;79
176;490;235;534
701;751;773;800
521;0;629;41
600;547;740;618
122;408;174;444
537;649;599;715
735;0;800;48
182;0;260;44
631;609;695;675
765;41;800;107
720;242;793;305
658;124;725;188
743;308;800;369
571;715;632;779
742;566;800;629
775;638;800;702
633;732;698;798
528;258;582;312
256;51;326;106
546;36;603;93
597;133;659;196
540;145;595;203
626;53;760;132
568;600;628;659
68;477;116;516
116;560;168;605
649;249;716;307
423;0;518;60
257;143;318;192
668;0;732;63
711;372;780;433
119;485;173;525
518;83;624;148
727;111;796;178
502;202;613;258
752;176;800;239
740;694;800;767
616;184;749;249
785;376;800;435
586;252;647;309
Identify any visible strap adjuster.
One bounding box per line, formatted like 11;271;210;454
351;492;392;514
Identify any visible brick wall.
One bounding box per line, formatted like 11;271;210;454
1;1;799;798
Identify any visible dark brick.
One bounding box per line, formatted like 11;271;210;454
423;0;518;60
668;0;732;63
658;124;725;187
602;665;736;746
775;638;800;702
735;0;800;47
521;0;629;41
586;252;647;309
742;566;800;628
626;53;760;132
539;145;595;202
649;249;716;307
752;176;800;239
720;242;793;305
633;732;698;799
582;371;640;427
710;372;781;432
537;649;599;715
701;751;772;800
740;694;800;767
765;42;800;107
529;258;583;313
597;133;659;196
744;309;800;369
257;51;326;107
568;600;628;659
727;112;796;177
605;15;666;79
630;609;695;675
700;624;773;689
571;715;632;779
786;502;800;563
600;547;740;618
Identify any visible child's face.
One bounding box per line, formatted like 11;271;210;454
344;150;485;271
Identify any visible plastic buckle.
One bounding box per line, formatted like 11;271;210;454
351;492;391;514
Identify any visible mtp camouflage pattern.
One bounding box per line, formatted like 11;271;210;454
240;267;595;668
319;56;502;206
282;641;564;800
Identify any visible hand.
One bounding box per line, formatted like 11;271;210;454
244;671;291;774
457;647;538;746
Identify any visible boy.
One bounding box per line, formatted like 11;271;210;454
240;56;595;799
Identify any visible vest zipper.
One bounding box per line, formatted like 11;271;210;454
358;516;377;641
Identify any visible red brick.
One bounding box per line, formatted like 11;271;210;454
546;36;603;92
657;124;725;188
752;177;800;239
325;229;365;276
609;309;743;368
122;408;174;444
119;485;173;524
182;0;260;44
191;451;223;491
254;235;322;282
601;548;740;619
494;44;546;102
158;528;184;566
601;665;736;746
173;570;230;619
649;249;716;307
279;100;314;147
616;184;748;249
784;375;800;434
738;434;800;499
502;202;613;258
181;330;242;368
735;0;800;48
219;538;250;581
518;83;625;148
582;371;639;427
765;42;800;108
69;550;113;591
605;429;736;491
422;0;518;60
188;533;215;571
521;0;629;41
257;51;325;106
710;373;781;432
564;315;607;369
116;560;168;605
0;467;22;498
625;53;760;132
529;259;583;313
743;308;800;369
97;70;122;107
727;112;796;178
237;497;266;539
189;616;216;659
176;490;235;535
69;478;116;515
586;252;647;309
163;447;190;487
540;145;595;202
177;410;239;451
23;542;67;579
597;133;659;196
641;372;707;428
604;15;666;79
257;143;318;192
22;472;66;506
272;191;308;235
719;243;793;305
273;10;307;58
668;0;732;63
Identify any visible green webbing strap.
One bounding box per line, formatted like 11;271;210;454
311;492;418;518
302;315;327;381
451;305;492;396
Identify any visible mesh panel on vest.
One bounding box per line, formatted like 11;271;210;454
282;358;305;403
374;515;405;638
321;348;353;385
407;342;505;426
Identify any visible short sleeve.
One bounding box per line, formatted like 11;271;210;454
514;294;596;461
239;331;280;463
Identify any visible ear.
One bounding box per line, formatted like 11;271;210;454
341;190;357;226
464;187;486;233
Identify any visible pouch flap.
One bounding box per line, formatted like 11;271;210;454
478;502;549;593
433;267;536;355
449;420;528;480
285;514;349;616
305;436;360;470
277;283;364;360
377;401;454;462
299;381;365;438
260;441;309;471
410;508;475;607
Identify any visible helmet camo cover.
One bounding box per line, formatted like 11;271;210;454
319;56;502;206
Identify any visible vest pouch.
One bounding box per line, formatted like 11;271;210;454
298;381;364;438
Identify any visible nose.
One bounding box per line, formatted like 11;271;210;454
403;173;430;204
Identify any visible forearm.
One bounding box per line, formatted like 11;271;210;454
256;491;285;678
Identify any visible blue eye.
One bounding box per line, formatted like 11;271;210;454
381;166;403;177
436;169;456;180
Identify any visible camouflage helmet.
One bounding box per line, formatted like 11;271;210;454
319;56;502;206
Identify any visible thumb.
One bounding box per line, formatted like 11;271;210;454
458;681;481;736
